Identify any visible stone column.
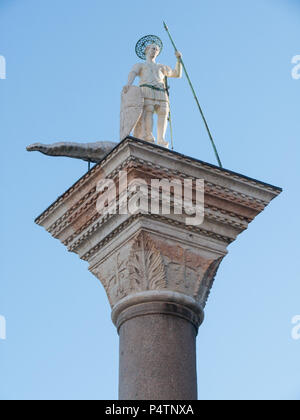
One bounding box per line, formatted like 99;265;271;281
35;137;281;400
114;292;203;400
88;223;224;400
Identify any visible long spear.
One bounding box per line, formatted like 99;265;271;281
163;21;223;168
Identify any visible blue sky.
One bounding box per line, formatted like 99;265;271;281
1;0;299;400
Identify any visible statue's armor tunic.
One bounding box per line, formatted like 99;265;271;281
130;61;181;105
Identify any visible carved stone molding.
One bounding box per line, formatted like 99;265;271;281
129;232;167;292
90;228;225;309
76;213;234;262
91;232;167;308
35;137;281;313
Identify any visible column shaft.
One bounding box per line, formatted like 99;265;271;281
116;301;200;400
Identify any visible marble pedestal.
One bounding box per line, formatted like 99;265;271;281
35;137;281;400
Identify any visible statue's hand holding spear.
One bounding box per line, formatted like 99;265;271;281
175;51;182;60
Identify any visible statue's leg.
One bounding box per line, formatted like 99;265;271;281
144;102;155;143
157;101;169;148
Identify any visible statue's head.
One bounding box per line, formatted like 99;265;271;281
145;43;161;60
135;36;163;60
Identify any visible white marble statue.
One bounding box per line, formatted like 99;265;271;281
27;36;180;164
121;40;182;148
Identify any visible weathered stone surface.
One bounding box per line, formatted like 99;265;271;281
36;137;281;308
120;86;144;141
35;137;281;399
123;44;182;145
118;301;199;400
27;141;117;163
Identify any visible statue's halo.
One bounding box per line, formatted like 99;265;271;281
135;35;163;60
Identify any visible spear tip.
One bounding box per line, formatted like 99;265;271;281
163;21;168;31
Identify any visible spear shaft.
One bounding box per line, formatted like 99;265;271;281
163;21;223;168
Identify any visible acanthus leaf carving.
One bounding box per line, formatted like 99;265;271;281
129;232;167;291
195;257;223;307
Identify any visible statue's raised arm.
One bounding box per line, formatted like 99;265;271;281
167;51;183;78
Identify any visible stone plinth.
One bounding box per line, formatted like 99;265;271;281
35;137;281;400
